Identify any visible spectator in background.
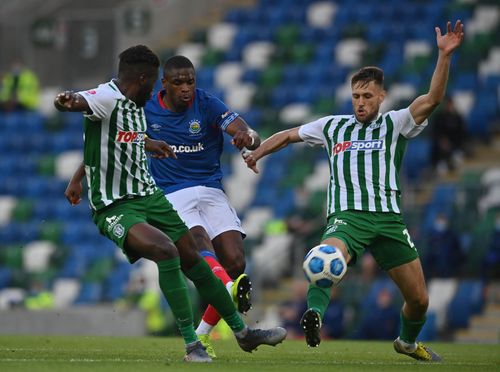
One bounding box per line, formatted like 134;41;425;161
482;211;500;280
0;59;40;112
356;288;400;340
430;96;467;175
424;213;464;278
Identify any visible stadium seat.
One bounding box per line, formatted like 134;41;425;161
447;280;484;329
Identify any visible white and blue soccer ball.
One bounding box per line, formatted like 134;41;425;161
302;244;347;288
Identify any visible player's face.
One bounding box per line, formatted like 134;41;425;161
136;68;159;107
162;67;195;111
351;81;385;124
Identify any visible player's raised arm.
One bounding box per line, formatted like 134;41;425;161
409;20;464;125
54;90;91;113
244;127;302;173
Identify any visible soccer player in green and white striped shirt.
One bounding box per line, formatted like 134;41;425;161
55;45;286;362
245;20;464;362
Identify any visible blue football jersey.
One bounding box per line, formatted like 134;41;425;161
145;88;239;194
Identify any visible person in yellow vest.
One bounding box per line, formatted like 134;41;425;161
0;59;40;112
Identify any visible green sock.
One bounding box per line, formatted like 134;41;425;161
307;284;331;319
157;258;197;345
185;259;245;333
399;312;426;344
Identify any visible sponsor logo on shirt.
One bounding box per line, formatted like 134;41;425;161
188;119;202;135
333;139;384;155
170;142;204;153
115;131;145;143
150;123;161;132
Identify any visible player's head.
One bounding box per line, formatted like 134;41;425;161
161;55;195;112
118;45;159;107
351;66;386;124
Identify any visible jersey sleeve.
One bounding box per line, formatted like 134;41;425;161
298;116;334;146
203;93;239;131
78;84;118;121
389;107;428;139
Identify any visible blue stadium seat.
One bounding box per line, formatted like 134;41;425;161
0;268;12;289
402;138;431;181
446;280;484;329
103;262;131;301
418;311;437;341
74;282;103;304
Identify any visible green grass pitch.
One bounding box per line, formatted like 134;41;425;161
0;335;498;371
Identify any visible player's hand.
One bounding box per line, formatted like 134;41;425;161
242;150;259;174
54;91;79;111
436;20;464;56
146;139;177;159
231;130;255;150
65;181;82;206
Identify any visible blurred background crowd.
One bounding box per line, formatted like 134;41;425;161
0;0;499;343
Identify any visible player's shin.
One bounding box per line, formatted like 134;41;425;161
156;258;198;344
185;259;246;333
306;284;331;318
399;312;426;344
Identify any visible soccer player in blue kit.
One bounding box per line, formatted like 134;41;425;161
144;55;261;358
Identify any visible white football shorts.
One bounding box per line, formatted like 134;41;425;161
165;185;245;240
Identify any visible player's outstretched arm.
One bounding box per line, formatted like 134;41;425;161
65;162;85;205
244;127;302;173
54;91;91;113
409;20;464;124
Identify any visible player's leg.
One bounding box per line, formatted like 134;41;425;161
93;194;209;362
301;211;373;347
212;230;252;313
388;259;441;361
189;226;231;358
150;190;286;352
175;230;287;352
301;236;351;347
201;187;252;311
374;214;441;362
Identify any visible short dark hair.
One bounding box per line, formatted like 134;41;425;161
118;45;159;80
163;55;194;77
351;66;384;88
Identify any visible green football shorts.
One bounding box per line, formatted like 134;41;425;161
93;188;188;263
322;210;419;271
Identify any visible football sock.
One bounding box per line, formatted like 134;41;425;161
156;258;197;345
399;312;426;344
201;251;232;284
185;259;245;333
197;251;233;334
306;284;331;319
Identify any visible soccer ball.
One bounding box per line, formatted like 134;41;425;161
302;244;347;288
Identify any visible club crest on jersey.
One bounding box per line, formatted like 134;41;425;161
188;119;202;135
333;139;385;155
116;131;145;143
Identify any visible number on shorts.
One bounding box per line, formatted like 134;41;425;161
402;229;415;248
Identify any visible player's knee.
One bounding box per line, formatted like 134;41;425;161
225;258;246;279
145;239;178;261
408;293;429;314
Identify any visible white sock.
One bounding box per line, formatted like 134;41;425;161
225;281;233;294
397;337;417;352
234;325;248;338
196;320;214;336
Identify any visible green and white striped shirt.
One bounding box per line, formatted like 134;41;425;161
298;108;427;216
79;80;156;211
